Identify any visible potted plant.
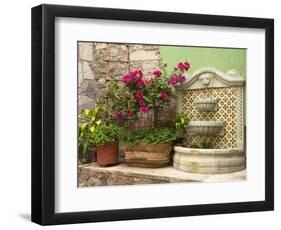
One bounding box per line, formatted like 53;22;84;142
175;112;189;146
122;128;176;168
99;61;190;168
78;106;103;163
90;123;123;166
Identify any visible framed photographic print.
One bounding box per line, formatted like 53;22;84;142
31;4;274;225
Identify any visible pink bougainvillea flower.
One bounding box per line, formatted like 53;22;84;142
114;111;122;120
137;69;143;77
139;106;148;113
135;91;143;101
139;99;146;106
121;69;140;85
122;72;134;85
168;76;177;85
127;110;134;117
184;61;190;70
153;70;162;77
177;75;186;83
137;78;148;87
160;92;168;101
122;69;146;88
133;69;139;76
177;61;191;72
168;74;186;85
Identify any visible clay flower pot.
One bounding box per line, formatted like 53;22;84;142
96;141;119;167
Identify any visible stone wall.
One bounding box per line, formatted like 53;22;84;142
78;42;161;112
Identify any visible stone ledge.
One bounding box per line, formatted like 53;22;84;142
79;163;246;187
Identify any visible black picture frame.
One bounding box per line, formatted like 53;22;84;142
31;4;274;225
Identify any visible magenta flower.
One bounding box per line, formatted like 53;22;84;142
137;69;143;77
139;99;146;106
168;73;187;85
160;92;168;101
135;91;143;101
137;78;148;87
177;61;190;72
177;75;186;83
168;76;177;85
184;61;191;71
122;68;146;89
127;110;134;117
122;72;135;85
139;106;148;113
153;70;162;77
114;112;122;120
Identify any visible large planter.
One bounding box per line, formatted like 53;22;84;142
195;99;217;112
96;141;119;167
123;143;172;168
173;146;246;174
189;120;224;136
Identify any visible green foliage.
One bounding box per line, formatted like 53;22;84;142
78;106;103;155
175;112;189;129
90;123;123;146
201;141;213;149
144;63;172;111
123;128;176;146
189;142;213;149
189;143;200;148
103;81;135;119
175;112;189;139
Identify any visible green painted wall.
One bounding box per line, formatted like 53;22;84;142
159;46;246;78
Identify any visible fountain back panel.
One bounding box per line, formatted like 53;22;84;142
173;68;246;174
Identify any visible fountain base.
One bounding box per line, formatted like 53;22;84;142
173;147;246;174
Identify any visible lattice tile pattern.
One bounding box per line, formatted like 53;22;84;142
182;87;241;149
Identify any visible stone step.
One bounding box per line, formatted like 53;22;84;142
79;163;246;187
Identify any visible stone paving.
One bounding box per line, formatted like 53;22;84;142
79;162;246;187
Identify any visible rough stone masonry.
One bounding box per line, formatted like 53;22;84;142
78;42;176;126
78;42;160;110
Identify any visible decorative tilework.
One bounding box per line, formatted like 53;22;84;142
182;86;243;149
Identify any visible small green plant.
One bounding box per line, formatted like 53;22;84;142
189;142;213;149
174;112;189;145
190;143;200;148
201;141;213;149
90;123;123;146
175;112;189;130
123;128;176;146
78;106;103;156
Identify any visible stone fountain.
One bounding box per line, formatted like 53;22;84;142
173;68;246;174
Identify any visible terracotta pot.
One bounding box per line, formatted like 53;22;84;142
96;141;119;167
123;143;172;168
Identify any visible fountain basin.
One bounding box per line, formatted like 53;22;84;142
195;99;217;112
173;146;246;174
189;120;224;136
